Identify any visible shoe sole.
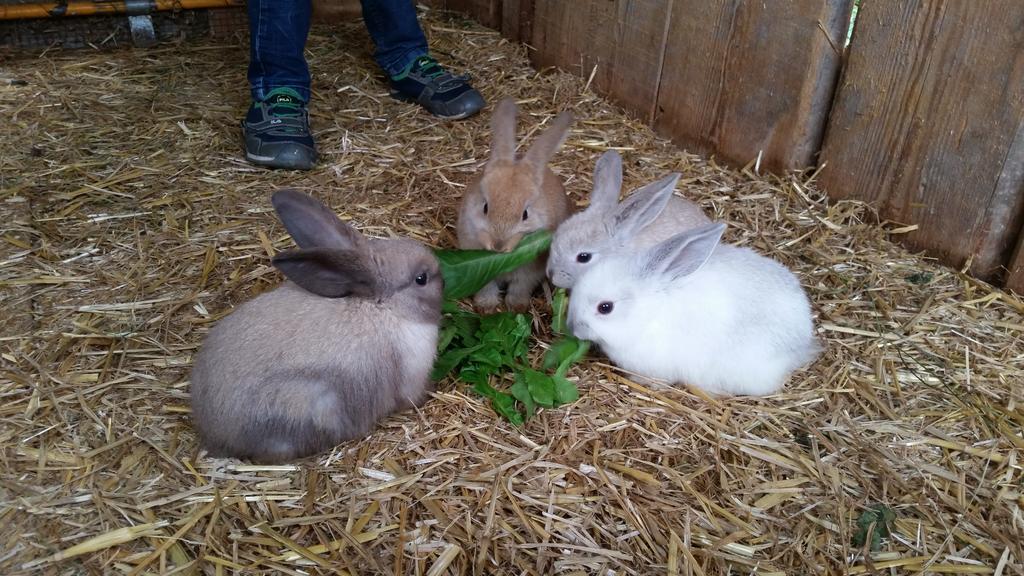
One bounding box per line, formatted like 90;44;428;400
245;151;317;170
390;91;482;120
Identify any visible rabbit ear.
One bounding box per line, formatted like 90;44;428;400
522;110;573;173
587;150;623;214
272;189;367;251
488;97;518;166
271;248;378;298
608;173;681;240
642;222;726;280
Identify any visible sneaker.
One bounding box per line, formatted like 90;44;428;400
389;55;485;120
241;87;318;170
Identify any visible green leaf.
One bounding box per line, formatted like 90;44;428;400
551;287;569;334
556;338;590;377
449;308;481;339
471;373;525;425
509;375;536;420
471;378;497;398
434;230;553;300
471;347;505;371
461;367;491;388
491;393;524;426
431;344;482;381
543;336;590;375
436;322;459;354
906;271;934;285
429;255;590;425
522;368;556;408
476;312;532;368
852;504;896;551
552;375;579;404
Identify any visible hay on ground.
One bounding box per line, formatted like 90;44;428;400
1;8;1022;575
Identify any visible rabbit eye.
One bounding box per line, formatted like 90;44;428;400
576;252;592;263
522;209;529;221
597;301;614;315
483;202;488;215
415;272;428;286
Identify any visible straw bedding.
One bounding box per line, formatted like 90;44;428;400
1;8;1022;575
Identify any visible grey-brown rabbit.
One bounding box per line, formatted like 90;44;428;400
189;189;443;463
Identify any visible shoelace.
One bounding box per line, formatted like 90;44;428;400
267;96;303;118
250;92;309;135
414;56;444;78
411;56;469;89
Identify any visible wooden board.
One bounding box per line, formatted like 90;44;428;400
530;0;673;122
1008;227;1024;295
653;0;852;171
819;0;1024;280
311;0;362;23
500;0;533;43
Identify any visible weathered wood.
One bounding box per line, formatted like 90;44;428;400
1008;228;1024;295
501;0;533;43
311;0;362;23
819;0;1024;280
531;0;672;121
653;0;852;171
995;127;1024;291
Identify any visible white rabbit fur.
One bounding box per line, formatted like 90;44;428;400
567;221;819;396
548;149;709;289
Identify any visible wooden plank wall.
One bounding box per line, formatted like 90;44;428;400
422;0;1024;292
531;0;672;123
450;0;851;171
499;0;533;43
654;0;852;172
818;1;1024;284
1010;235;1024;293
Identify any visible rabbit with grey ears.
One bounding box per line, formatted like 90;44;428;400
548;149;710;289
457;97;573;310
189;189;443;463
567;221;819;396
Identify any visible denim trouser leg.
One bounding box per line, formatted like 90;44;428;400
248;0;313;102
360;0;429;77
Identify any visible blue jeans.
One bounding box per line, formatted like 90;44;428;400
247;0;429;102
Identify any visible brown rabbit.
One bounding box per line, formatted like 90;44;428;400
189;189;443;463
456;97;573;311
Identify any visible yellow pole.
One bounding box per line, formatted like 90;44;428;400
0;0;245;21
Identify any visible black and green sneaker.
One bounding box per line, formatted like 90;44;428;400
241;87;318;170
389;55;485;120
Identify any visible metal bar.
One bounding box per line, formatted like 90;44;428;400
0;0;245;21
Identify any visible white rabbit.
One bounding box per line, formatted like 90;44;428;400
567;221;819;396
547;149;709;289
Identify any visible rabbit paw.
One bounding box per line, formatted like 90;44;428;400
473;282;503;313
505;287;535;313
